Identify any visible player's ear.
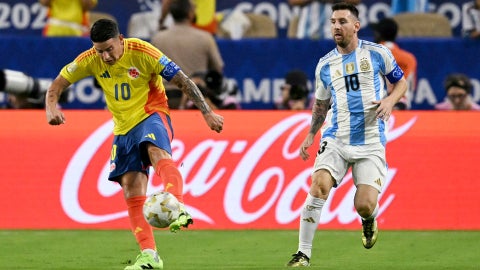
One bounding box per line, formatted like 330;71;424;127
354;20;360;33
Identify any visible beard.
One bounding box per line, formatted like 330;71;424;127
335;38;348;48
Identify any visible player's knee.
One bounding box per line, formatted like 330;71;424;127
145;143;171;164
356;204;375;219
310;169;334;199
354;186;378;218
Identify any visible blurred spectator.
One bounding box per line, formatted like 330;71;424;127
0;69;69;109
127;0;165;39
370;18;417;110
435;73;480;111
39;0;97;37
186;70;240;110
217;9;252;40
151;0;224;109
275;69;311;110
462;0;480;39
288;0;360;40
159;0;218;34
288;0;332;40
391;0;429;15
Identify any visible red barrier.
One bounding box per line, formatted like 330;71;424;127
1;110;479;230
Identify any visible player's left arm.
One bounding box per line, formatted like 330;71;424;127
373;73;407;121
170;70;224;133
155;51;223;132
373;48;408;120
170;70;211;115
385;77;407;106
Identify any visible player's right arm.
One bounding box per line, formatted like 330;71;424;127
300;98;329;161
45;75;71;125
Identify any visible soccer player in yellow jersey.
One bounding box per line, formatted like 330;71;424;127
45;19;224;270
39;0;97;37
159;0;218;34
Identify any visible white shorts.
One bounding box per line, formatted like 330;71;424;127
312;137;387;192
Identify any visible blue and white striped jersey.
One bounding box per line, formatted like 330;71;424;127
315;39;404;146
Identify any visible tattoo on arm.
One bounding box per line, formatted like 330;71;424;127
46;75;70;107
171;71;212;114
46;89;60;101
309;99;329;134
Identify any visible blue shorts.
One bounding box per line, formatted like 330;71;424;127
108;112;174;182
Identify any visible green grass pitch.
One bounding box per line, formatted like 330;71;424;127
1;230;479;269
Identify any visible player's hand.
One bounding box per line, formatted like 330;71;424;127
204;111;224;133
300;133;315;161
372;99;395;122
46;107;66;125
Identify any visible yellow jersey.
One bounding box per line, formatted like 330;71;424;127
60;38;179;135
43;0;97;36
193;0;217;34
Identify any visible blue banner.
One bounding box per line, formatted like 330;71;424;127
1;36;478;110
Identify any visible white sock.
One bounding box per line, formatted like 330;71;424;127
298;193;325;259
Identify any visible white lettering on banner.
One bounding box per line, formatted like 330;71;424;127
237;76;462;109
173;140;250;220
226;114;415;225
60;113;417;225
225;113;312;223
243;78;271;103
277;2;297;29
0;2;46;30
436;3;461;27
179;140;228;194
386;115;417;141
472;80;480;102
60;120;128;223
227;1;465;31
365;3;390;23
275;168;312;224
414;79;438;105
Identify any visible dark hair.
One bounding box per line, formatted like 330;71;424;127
370;18;398;41
170;0;192;22
205;70;224;92
284;70;309;100
285;69;308;87
332;2;359;19
90;19;119;42
444;73;473;94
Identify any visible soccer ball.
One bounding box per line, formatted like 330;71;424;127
143;191;181;228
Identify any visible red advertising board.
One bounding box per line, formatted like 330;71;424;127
0;110;479;230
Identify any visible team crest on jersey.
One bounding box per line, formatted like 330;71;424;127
66;62;78;74
360;58;370;72
345;62;355;74
128;67;140;79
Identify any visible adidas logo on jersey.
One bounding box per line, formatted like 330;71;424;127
144;133;156;140
100;70;111;78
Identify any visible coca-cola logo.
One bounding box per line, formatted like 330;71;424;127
60;113;417;227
